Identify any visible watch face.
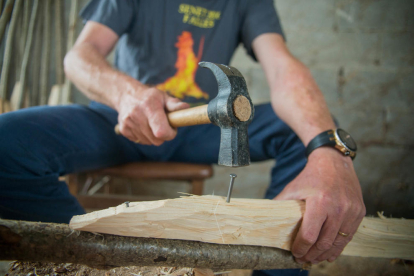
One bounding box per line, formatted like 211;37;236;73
337;129;357;151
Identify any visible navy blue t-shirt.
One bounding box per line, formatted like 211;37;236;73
80;0;284;106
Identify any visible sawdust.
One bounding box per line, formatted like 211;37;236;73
7;262;196;276
6;262;234;276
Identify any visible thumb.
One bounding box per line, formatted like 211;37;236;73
273;183;297;201
274;190;291;200
165;96;190;112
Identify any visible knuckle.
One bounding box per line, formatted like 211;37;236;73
167;96;180;102
153;128;169;139
147;87;160;96
129;103;141;114
315;240;332;251
351;203;361;214
333;239;347;248
302;233;317;246
292;249;306;258
360;205;367;218
302;255;313;262
317;193;332;205
141;97;154;110
124;120;136;131
340;199;351;211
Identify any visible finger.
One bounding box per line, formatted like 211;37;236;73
274;187;298;200
316;215;362;262
147;106;177;141
122;120;151;145
273;189;290;200
165;96;190;112
291;198;327;260
296;214;342;263
118;123;148;144
130;113;164;146
128;122;152;145
274;175;309;201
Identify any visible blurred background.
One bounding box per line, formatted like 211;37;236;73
0;0;413;219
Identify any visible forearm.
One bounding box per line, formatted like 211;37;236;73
268;56;335;146
253;34;335;146
63;43;146;110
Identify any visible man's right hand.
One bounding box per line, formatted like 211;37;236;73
64;21;189;146
116;86;190;146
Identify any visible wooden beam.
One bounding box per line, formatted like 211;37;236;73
70;195;414;260
0;0;22;110
39;0;50;105
0;0;15;43
0;219;301;270
61;0;79;104
16;0;38;109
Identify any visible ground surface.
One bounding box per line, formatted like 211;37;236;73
1;257;413;276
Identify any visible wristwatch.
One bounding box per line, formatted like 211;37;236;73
306;129;357;160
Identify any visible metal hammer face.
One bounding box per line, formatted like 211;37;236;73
199;62;254;167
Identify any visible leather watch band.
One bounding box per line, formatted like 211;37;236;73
305;130;336;157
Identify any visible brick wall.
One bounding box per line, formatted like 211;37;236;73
209;0;413;218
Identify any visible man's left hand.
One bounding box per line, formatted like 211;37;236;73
274;147;366;264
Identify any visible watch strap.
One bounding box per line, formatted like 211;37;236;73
305;130;336;157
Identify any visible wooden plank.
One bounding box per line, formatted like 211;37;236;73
70;195;414;260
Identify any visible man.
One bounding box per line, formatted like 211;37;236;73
0;0;365;275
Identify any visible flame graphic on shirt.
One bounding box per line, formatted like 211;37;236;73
156;31;209;100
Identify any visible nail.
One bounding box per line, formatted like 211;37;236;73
125;201;130;207
226;174;237;203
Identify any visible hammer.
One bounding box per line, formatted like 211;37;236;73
115;62;255;167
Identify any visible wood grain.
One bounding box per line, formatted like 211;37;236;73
233;95;251;122
70;195;414;260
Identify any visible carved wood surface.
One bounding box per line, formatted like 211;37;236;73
70;195;414;260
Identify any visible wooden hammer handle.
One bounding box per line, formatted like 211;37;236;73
114;104;210;134
168;104;210;127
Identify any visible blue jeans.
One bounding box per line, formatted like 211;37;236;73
0;102;307;275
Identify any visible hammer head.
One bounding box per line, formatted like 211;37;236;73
199;62;254;167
